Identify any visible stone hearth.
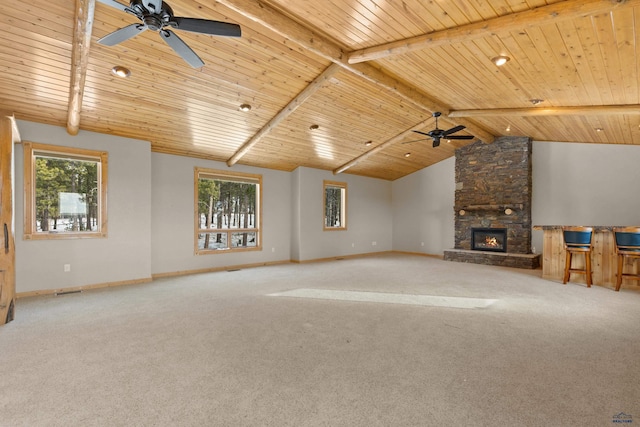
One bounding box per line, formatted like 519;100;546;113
444;249;540;269
443;136;540;269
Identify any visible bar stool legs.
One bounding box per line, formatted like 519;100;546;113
563;250;571;285
563;249;592;287
616;254;624;292
615;254;640;291
562;226;594;288
613;227;640;292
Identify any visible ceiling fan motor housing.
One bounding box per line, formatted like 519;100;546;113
143;16;164;30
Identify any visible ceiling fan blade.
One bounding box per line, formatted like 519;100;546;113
142;0;162;13
412;130;431;137
98;24;147;46
159;29;205;68
173;17;242;37
402;138;429;144
96;0;128;12
447;135;475;140
442;125;466;136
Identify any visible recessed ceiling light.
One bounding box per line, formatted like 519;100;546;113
239;103;252;112
365;140;372;146
309;124;319;130
596;127;604;132
506;124;511;132
111;65;131;78
404;152;411;158
491;55;510;66
530;98;544;105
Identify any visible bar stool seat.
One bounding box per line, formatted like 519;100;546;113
562;226;594;287
613;227;640;292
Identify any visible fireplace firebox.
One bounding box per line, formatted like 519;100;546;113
471;228;507;252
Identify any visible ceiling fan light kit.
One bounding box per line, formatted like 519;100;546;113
97;0;242;68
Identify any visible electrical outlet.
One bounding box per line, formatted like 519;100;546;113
64;264;71;272
352;243;355;247
372;241;377;246
272;247;275;252
421;242;425;246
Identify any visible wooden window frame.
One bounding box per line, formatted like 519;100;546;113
194;167;262;254
23;142;108;240
323;180;347;231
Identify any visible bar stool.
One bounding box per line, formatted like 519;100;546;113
613;227;640;292
562;226;594;287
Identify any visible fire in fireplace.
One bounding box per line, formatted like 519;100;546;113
472;228;507;252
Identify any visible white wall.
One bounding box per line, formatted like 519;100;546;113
292;167;392;261
531;141;640;252
14;121;640;293
391;157;455;255
391;141;640;257
12;122;393;293
14;121;152;293
151;153;292;275
290;168;301;260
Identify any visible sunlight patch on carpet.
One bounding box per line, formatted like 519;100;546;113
268;289;497;309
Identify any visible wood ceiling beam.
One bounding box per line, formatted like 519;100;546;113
216;0;494;167
333;116;453;175
67;0;95;136
338;63;494;144
348;0;640;64
0;112;20;143
449;105;640;118
227;63;342;166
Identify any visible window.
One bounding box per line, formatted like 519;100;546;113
323;180;347;230
24;142;108;239
195;167;261;254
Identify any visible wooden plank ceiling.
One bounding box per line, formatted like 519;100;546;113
1;0;639;181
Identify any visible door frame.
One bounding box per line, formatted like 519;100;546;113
0;113;19;325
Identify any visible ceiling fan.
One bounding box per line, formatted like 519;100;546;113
97;0;242;68
404;112;474;147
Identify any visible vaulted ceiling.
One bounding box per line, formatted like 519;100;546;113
2;0;640;180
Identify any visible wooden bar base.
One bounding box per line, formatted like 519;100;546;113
534;226;640;290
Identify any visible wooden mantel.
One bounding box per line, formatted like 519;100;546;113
460;203;524;211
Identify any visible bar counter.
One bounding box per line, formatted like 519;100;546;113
532;225;636;289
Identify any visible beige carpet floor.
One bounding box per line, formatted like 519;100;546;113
1;253;639;426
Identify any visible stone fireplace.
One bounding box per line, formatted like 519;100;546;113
443;136;540;269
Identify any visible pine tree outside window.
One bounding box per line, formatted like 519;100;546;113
195;167;261;254
324;180;347;230
23;142;108;239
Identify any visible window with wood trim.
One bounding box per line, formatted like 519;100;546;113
195;167;261;254
23;142;108;239
323;180;347;230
